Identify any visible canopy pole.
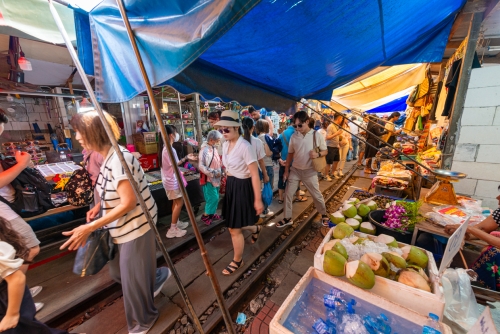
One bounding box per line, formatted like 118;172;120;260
176;92;186;140
303;101;434;182
47;1;204;333
115;1;235;333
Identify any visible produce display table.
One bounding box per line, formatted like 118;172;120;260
411;202;487;248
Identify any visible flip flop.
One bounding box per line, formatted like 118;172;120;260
294;196;307;202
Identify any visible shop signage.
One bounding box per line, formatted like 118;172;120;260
468;306;498;334
438;217;469;277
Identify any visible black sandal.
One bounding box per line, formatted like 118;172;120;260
294;196;307;202
251;225;262;244
222;259;243;276
276;218;293;228
278;199;284;204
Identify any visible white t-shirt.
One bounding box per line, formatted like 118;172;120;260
250;136;266;161
95;147;158;244
257;134;273;167
222;137;257;179
0;241;22;281
348;120;360;135
318;128;327;141
288;129;327;170
0;163;20;221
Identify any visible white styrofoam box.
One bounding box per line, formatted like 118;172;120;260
476;144;500;164
464;86;500;108
468;66;500;89
451;161;500;182
270;267;452;334
457;126;500;145
453;143;478;162
313;228;445;318
474;180;500;199
453;178;478;196
461;107;496;126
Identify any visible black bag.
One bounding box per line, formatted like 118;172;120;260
72;161;115;277
65;155;94;206
0;155;54;218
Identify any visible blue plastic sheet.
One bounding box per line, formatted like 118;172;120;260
77;0;465;110
365;95;409;114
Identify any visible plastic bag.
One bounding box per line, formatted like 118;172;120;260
262;182;273;207
441;268;480;331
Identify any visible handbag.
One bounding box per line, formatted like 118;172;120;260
65;154;94;206
199;147;215;186
311;131;326;172
72;166;115;277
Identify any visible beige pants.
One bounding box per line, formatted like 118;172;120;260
284;167;327;219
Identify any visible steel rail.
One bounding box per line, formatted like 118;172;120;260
48;2;205;333
115;1;234;332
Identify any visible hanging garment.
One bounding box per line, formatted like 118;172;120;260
441;59;462;117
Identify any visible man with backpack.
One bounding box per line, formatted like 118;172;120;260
0;113;44;312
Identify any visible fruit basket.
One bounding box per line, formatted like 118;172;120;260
313;227;445;318
270;267;451;334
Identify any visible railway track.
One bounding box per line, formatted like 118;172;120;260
37;165;358;333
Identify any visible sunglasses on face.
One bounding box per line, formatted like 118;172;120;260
218;127;231;134
293;123;303;128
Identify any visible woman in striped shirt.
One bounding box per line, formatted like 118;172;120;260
62;111;170;334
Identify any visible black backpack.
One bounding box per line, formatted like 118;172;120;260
0;156;54;218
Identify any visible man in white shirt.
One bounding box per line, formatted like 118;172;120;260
277;111;329;228
347;115;360;161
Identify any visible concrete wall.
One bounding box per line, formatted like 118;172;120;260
451;65;500;209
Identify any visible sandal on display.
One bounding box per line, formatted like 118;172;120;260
222;259;243;276
251;225;262;244
276;218;293;228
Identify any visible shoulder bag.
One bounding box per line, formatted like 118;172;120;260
311;131;326;172
73;157;116;277
65;154;94;206
199;147;215;186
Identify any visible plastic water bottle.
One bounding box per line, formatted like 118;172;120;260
59;149;67;162
422;313;441;334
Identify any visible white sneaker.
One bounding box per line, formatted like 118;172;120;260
333;171;340;179
260;211;275;218
166;227;187;238
338;170;344;177
35;302;44;313
30;286;42;298
299;190;306;196
325;176;333;182
176;221;189;230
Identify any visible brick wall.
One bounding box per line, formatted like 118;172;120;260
451;65;500;209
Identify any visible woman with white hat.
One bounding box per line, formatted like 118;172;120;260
215;111;264;275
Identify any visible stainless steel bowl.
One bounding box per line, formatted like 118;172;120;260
432;169;467;179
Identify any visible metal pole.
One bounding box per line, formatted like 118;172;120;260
115;1;235;333
176;92;186;140
47;2;205;333
302;101;434;183
194;93;203;149
442;11;483;169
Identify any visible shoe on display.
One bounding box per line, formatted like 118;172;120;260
30;286;42;298
35;302;44;313
154;267;172;298
176;221;189;230
166;227;187;238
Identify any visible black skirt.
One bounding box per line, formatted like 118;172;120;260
222;176;258;228
364;138;380;159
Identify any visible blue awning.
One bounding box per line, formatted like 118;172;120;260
365;95;409;114
76;0;466;111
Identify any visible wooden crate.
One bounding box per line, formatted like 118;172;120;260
136;142;158;155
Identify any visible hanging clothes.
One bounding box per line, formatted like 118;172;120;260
441;58;462;117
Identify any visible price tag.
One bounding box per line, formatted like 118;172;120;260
438;217;469;277
468;306;498;334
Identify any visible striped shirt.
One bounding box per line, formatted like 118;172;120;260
95;147;157;244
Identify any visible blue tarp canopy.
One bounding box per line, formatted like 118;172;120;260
365;95;409;114
75;0;466;111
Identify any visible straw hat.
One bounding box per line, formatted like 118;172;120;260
214;110;241;128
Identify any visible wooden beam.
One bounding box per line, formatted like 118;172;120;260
443;11;484;168
448;12;467;41
446;40;464;49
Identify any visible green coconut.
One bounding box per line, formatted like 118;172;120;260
397;269;431;292
366;200;378;211
374;234;399;248
342;204;358;218
330;211;346;225
345;218;360;231
382;252;407;269
354;237;367;245
333;242;348;260
401;246;429;269
323;250;347;276
332;223;354;239
350;198;360;204
360;253;390;278
322;239;340;254
356;204;371;217
353;215;363;223
345;260;376;289
359;222;376;235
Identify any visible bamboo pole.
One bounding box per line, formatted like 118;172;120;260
47;1;205;333
115;1;235;333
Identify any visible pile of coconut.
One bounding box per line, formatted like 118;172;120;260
322;223;431;292
330;197;379;235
